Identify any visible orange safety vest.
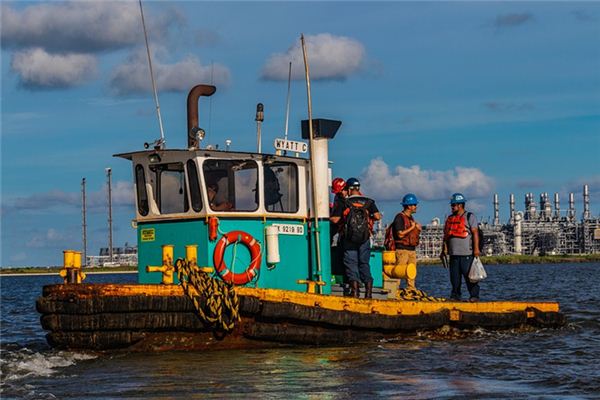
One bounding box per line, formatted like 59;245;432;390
395;213;420;247
444;213;470;239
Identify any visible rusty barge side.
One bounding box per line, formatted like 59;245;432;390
36;284;565;351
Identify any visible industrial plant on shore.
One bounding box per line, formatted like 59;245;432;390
416;184;600;259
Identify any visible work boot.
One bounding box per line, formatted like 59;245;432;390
364;281;373;299
349;281;360;298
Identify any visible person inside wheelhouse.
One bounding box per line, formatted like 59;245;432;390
206;182;233;211
203;159;259;212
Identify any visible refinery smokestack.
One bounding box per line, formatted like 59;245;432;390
568;193;575;221
514;212;522;254
583;184;590;220
528;192;537;219
554;192;560;219
509;194;515;223
493;193;499;226
543;192;552;219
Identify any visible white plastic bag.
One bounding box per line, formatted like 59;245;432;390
468;257;487;282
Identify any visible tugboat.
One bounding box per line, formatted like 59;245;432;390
36;83;565;351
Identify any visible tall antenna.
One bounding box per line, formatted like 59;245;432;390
106;168;113;263
284;61;292;142
139;0;165;148
207;62;214;144
301;34;323;292
81;178;87;266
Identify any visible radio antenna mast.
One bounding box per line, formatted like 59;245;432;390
139;0;165;148
284;61;292;142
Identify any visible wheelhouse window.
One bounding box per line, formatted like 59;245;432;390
186;159;202;212
264;162;299;213
149;163;189;214
203;159;258;212
135;164;149;216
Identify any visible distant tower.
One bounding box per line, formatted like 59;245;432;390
493;193;500;226
82;178;87;266
568;193;576;221
509;193;515;223
583;184;590;220
514;212;523;254
526;193;537;220
542;192;552;220
554;192;560;220
106;168;113;263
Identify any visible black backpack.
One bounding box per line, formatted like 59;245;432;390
466;212;485;253
343;199;372;244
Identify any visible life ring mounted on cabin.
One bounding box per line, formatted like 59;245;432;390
213;230;261;285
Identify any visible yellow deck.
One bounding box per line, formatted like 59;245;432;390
52;284;559;316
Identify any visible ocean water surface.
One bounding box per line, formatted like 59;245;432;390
1;263;599;399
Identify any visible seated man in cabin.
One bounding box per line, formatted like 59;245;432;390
207;183;233;211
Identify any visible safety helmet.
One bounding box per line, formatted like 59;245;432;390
331;177;346;194
345;177;360;189
450;193;467;204
402;193;419;206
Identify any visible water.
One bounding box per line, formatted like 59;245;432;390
2;263;600;399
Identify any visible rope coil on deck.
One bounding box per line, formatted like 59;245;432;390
396;288;447;302
175;258;240;332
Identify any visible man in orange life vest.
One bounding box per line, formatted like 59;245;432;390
330;178;381;298
441;193;480;302
392;193;422;289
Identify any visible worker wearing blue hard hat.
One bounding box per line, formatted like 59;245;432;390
388;193;422;291
450;193;467;204
402;193;419;206
441;192;481;302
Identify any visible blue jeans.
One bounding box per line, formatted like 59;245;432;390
449;255;480;300
343;240;373;284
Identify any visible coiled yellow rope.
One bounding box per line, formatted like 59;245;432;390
396;287;446;302
174;258;241;332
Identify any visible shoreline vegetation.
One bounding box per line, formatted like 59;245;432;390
1;254;599;275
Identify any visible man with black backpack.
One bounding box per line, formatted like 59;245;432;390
441;193;481;302
330;177;381;298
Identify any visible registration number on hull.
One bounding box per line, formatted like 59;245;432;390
271;224;305;235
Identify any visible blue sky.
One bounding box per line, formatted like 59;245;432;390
1;1;599;267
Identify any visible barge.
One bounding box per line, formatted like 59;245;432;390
37;83;566;351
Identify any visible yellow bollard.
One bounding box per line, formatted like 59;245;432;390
73;251;82;268
185;245;213;273
383;250;416;280
146;244;175;284
382;250;396;278
60;250;86;284
63;250;75;268
297;279;326;294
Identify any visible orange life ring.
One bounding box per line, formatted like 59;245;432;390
213;230;261;285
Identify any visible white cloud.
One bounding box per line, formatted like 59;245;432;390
1;2;178;53
261;33;365;81
3;181;133;214
11;48;97;89
110;47;231;95
359;158;495;202
26;228;67;248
